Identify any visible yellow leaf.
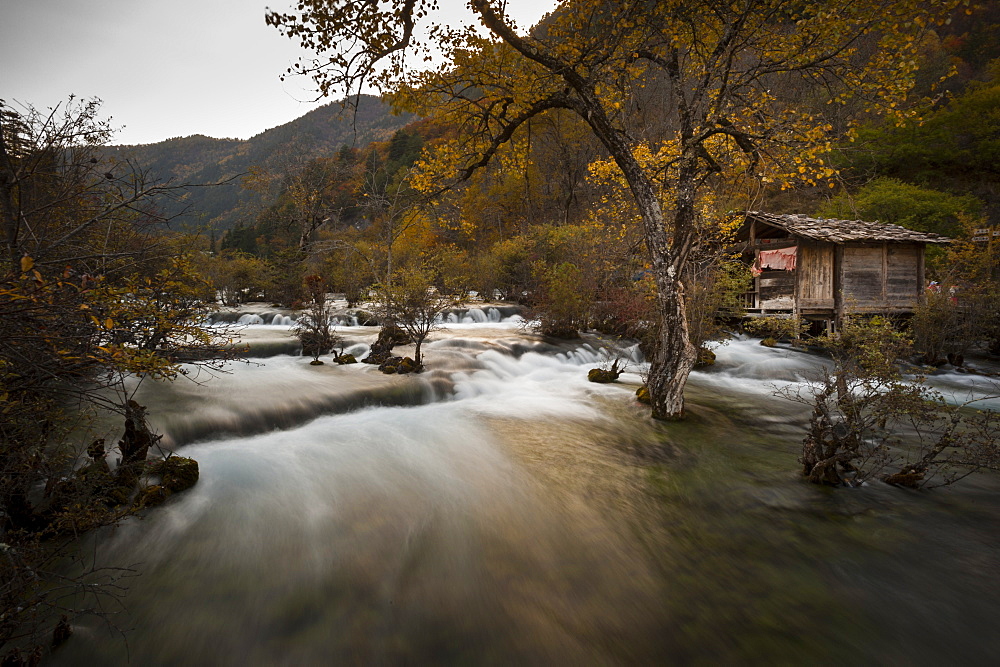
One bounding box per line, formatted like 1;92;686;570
104;318;114;329
20;255;34;272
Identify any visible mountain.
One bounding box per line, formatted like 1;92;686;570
109;95;414;232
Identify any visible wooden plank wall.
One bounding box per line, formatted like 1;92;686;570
887;245;920;301
797;243;834;308
759;269;796;309
841;245;885;304
840;243;921;308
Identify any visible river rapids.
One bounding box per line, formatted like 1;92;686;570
51;307;1000;665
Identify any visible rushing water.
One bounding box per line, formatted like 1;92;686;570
51;314;1000;665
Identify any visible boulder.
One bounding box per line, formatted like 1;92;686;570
337;353;357;364
696;346;716;368
588;368;620;383
309;359;324;365
153;456;200;493
636;386;651;404
398;357;419;374
379;356;402;374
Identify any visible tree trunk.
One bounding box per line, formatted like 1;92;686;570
648;274;697;419
632;162;698;420
563;82;702;419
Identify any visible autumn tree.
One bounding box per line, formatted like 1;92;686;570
294;274;343;363
1;98;235;659
270;0;968;419
375;267;464;367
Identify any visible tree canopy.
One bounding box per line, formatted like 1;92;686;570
1;98;236;656
269;0;969;418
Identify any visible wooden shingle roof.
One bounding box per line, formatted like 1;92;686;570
745;211;950;244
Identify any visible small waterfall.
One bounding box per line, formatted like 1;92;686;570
557;343;607;366
270;314;295;326
237;314;264;325
622;343;644;363
487;307;502;322
462;308;489;323
344;342;370;360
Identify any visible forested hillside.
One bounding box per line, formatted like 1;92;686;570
200;0;1000;379
812;1;1000;229
107;95;414;232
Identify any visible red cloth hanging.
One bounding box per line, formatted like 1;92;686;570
757;246;797;271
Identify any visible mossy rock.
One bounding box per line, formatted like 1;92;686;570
337;354;357;364
695;346;716;368
379;356;401;373
154;456;200;493
139;484;171;508
588;368;620;383
398;357;420;374
760;337;777;347
309;359;325;365
636;386;651;404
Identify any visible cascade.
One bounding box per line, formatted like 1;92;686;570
51;322;1000;666
462;307;489;323
237;313;264;325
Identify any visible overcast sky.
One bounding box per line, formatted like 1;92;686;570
1;0;557;146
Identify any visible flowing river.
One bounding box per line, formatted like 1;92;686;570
52;308;1000;665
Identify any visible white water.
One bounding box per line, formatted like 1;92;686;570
61;324;667;664
51;323;1000;665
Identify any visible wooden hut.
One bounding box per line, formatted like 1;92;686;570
737;211;949;329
